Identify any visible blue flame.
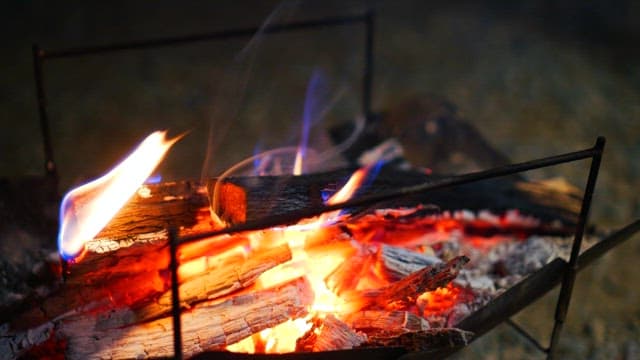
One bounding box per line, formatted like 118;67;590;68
296;69;326;174
145;174;163;184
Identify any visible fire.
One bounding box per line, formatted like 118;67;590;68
58;131;180;260
223;167;370;353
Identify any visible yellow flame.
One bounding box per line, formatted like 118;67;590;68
58;131;180;260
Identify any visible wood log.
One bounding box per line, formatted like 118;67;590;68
376;244;442;281
8;236;277;331
7;277;313;360
135;244;292;322
343;311;430;333
361;328;473;352
210;167;582;227
351;256;469;311
296;314;367;352
324;245;376;295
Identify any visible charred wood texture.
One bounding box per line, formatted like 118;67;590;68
59;277;313;359
210;167;582;227
343;311;431;333
135;244;292;322
362;328;473;353
296;314;367;352
377;244;442;281
353;256;469;311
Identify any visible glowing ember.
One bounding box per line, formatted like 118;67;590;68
58;131;180;260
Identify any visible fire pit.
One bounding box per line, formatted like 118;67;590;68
2;10;639;360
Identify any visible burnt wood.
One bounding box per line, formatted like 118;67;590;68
352;256;469;311
210;167;582;227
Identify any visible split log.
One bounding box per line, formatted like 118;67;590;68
377;244;442;281
135;244;292;322
362;328;473;352
210;167;582;227
41;277;311;360
352;256;469;311
296;314;367;352
343;311;430;333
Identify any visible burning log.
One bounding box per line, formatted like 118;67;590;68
136;244;292;322
324;246;376;295
7;277;313;359
210;167;582;227
343;311;430;333
376;244;442;281
362;328;473;352
296;314;368;352
353;256;469;311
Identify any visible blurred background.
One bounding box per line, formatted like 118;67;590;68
1;0;639;358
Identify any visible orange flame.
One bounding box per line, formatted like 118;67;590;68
58;131;180;260
226;168;370;354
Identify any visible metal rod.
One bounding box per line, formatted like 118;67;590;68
32;44;57;180
363;9;374;117
178;142;599;245
506;319;548;353
41;15;367;59
169;227;183;360
548;137;605;359
577;218;640;269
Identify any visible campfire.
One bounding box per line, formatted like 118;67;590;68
4;10;640;360
3;125;625;359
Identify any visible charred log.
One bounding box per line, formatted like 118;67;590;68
135;244;292;322
362;328;473;353
4;277;312;360
210;167;582;227
296;314;367;352
353;256;469;311
343;311;430;333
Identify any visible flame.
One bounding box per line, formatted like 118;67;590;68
225;168;370;354
58;131;180;260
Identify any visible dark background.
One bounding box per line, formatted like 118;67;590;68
1;0;639;358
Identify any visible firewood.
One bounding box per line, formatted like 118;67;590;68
210;167;582;226
376;244;442;281
296;314;367;352
351;256;469;311
361;328;473;352
324;246;376;295
343;311;430;333
135;244;292;322
35;277;312;360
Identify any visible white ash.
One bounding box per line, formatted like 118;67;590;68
500;236;560;276
454;270;495;293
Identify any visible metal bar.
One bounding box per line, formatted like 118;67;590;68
41;15;367;59
32;44;57;180
577;218;640;269
363;10;374;117
548;136;605;359
169;227;183;360
178;143;599;245
506;319;548;353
